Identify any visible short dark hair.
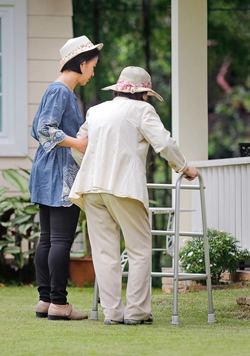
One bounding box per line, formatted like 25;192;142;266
114;91;146;101
61;48;100;73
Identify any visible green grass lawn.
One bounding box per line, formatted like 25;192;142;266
0;285;250;356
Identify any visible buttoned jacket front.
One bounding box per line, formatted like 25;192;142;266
69;96;187;212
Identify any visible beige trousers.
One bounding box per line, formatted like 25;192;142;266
82;193;152;321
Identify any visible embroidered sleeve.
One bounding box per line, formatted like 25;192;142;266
36;89;68;153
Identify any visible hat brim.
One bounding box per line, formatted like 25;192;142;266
102;84;163;101
59;43;103;72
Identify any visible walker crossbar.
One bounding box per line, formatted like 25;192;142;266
151;230;204;237
147;183;203;190
151;272;208;280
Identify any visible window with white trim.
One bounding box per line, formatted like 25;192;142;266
0;0;27;156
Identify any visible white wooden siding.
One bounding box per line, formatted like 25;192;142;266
190;157;250;251
0;0;73;194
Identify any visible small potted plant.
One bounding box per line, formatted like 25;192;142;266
69;210;95;287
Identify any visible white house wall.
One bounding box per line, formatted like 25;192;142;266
0;0;73;194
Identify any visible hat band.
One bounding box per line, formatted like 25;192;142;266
115;79;152;93
60;41;95;67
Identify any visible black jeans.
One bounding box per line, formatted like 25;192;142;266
35;204;80;304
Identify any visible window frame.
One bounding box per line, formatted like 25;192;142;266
0;0;27;157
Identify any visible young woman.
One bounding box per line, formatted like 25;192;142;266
29;35;103;320
69;66;198;325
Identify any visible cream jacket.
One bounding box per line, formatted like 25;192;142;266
69;97;187;212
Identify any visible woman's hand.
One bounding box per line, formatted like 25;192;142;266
74;135;88;153
57;135;88;154
183;166;198;181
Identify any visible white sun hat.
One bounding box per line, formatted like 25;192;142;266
59;35;103;71
102;66;163;101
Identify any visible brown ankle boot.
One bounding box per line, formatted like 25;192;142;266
36;301;51;318
47;303;88;321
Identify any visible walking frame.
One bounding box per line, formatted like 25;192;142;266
90;172;216;326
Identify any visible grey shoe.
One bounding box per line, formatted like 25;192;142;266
124;314;154;325
104;319;123;325
36;301;51;318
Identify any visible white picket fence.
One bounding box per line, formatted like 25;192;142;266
190;157;250;251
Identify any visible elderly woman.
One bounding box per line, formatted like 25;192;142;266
29;35;103;320
69;66;198;325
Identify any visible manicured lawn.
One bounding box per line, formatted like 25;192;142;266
0;285;250;355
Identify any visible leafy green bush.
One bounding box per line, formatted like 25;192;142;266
179;228;250;285
0;168;40;283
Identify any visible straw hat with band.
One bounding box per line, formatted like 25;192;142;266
59;35;103;72
102;66;163;101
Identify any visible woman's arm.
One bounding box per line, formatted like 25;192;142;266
140;104;198;180
70;121;89;166
58;135;88;154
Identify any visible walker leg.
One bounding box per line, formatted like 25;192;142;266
171;315;179;326
90;279;99;320
171;175;182;326
208;312;216;324
199;173;216;325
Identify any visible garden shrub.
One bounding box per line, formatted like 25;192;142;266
179;228;250;285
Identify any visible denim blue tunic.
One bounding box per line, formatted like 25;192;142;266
29;82;84;207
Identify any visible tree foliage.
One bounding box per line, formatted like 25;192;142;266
208;0;250;158
73;0;250;160
73;0;171;124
